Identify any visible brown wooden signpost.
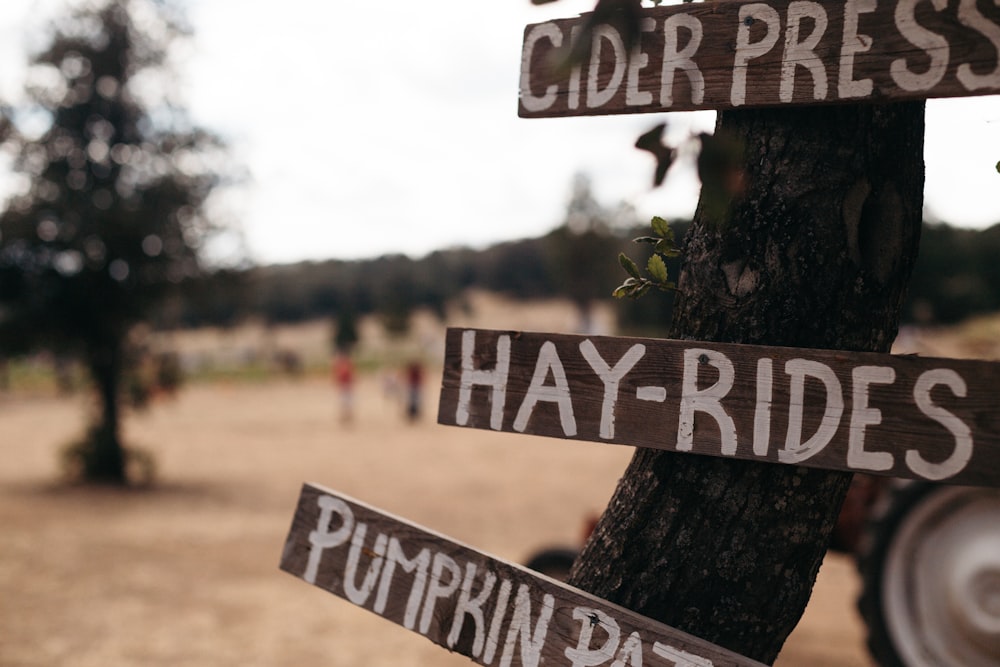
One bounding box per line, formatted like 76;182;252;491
519;0;1000;116
438;327;1000;488
282;2;1000;664
281;483;768;667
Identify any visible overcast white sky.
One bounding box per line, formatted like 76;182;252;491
2;0;999;265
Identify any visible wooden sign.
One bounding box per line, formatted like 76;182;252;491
519;0;1000;116
438;328;1000;487
281;483;765;667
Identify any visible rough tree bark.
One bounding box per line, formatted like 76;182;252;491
568;102;925;664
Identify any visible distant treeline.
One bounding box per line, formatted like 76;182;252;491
164;220;1000;334
906;222;1000;323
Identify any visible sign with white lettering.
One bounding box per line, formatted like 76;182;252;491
519;0;1000;117
438;328;1000;487
281;483;766;667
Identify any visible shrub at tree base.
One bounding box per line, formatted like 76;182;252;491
61;423;156;487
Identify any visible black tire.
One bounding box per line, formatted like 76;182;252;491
856;482;1000;666
524;547;579;582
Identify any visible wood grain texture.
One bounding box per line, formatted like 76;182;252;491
519;0;1000;117
438;327;1000;487
280;483;766;667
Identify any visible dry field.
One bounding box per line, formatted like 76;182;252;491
2;375;870;667
10;296;994;667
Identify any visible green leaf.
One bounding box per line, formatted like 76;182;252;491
633;236;659;245
660;223;676;245
619;253;641;279
613;279;642;299
655;239;681;257
651;216;671;238
647;255;668;283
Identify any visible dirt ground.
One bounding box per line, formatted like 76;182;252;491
1;374;874;667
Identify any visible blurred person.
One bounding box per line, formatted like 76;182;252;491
332;352;356;423
404;360;423;422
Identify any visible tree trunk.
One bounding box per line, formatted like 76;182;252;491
84;337;127;484
568;102;925;663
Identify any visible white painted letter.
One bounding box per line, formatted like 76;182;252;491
891;0;949;91
848;366;896;471
753;358;774;456
780;359;844;463
568;25;584;109
732;4;781;106
677;349;738;455
520;23;563;112
781;1;830;102
447;564;496;657
344;524;388;605
662;14;705;106
304;495;354;584
499;585;555;667
373;538;431;630
482;579;513;665
565;607;621;667
907;369;974;480
419;552;463;634
580;340;646;439
611;631;645;667
957;0;1000;90
839;0;877;98
588;25;628;108
514;341;577;436
652;641;715;666
457;330;511;431
627;18;657;107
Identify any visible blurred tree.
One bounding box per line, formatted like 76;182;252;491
374;255;418;337
479;238;553;299
0;0;231;484
333;308;359;353
168;268;247;328
902;222;1000;323
546;173;631;331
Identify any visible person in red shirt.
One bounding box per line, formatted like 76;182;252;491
404;360;423;421
333;352;355;423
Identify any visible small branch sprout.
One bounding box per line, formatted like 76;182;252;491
613;216;680;299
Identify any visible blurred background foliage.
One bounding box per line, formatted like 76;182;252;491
155;172;686;338
156;217;1000;335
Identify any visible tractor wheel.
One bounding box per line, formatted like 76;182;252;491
856;482;1000;666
